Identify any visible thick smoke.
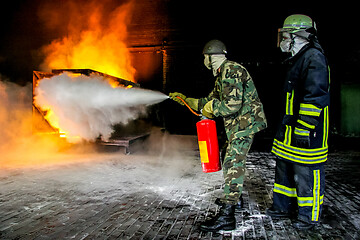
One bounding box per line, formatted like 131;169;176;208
0;77;66;168
0;78;32;145
34;72;169;142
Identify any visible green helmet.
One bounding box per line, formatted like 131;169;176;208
203;40;227;55
279;14;315;33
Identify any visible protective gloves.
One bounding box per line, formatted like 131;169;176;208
169;92;186;105
202;100;214;119
169;92;199;111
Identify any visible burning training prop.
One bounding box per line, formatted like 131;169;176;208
33;70;168;143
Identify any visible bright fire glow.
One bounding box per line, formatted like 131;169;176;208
43;109;80;141
40;1;136;82
0;81;75;169
37;0;136;140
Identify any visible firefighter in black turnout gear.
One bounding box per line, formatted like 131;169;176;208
266;14;330;230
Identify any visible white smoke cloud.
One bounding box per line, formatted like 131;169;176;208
34;72;168;142
0;79;32;145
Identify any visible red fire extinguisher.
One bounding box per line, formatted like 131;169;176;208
174;96;221;173
196;119;221;173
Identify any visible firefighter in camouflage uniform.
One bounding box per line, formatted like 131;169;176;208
266;15;330;230
170;40;267;232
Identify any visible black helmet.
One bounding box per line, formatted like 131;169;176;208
202;40;227;55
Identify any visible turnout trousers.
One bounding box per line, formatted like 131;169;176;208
273;158;325;223
221;134;254;205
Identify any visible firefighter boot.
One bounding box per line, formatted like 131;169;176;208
200;204;236;232
292;219;315;230
266;206;291;218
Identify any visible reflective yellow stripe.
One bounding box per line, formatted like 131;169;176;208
284;125;292;145
298;195;324;207
297;119;316;129
312;170;321;221
272;139;328;164
272;147;327;164
274;183;297;197
323;106;329;148
299;103;322;117
273;139;327;156
286;91;294;115
298;196;313;207
294;127;310;137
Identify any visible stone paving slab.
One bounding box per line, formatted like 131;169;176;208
0;134;359;239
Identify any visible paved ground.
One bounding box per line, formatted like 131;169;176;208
0;132;359;239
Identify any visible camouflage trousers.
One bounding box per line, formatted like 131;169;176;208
220;134;254;205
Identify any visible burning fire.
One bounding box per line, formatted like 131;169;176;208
0;1;142;169
36;0;137;140
39;0;136;82
42;109;74;139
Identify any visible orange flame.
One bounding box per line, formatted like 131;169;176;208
36;0;137;140
39;0;136;81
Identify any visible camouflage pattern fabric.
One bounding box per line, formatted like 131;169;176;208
198;60;267;142
198;60;267;205
222;135;254;205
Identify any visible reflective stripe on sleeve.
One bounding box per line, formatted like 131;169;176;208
299;103;322;117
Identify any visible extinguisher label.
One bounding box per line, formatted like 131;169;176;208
198;141;209;163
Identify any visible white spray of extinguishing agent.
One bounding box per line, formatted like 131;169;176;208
174;96;221;173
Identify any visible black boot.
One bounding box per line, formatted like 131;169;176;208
200;204;236;232
215;195;243;210
266;206;291;218
292;219;316;230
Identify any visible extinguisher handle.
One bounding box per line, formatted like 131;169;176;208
200;114;208;120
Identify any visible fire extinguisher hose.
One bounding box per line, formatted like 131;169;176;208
175;96;200;117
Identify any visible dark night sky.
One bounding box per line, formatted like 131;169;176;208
0;0;358;85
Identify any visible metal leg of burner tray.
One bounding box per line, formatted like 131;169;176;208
125;145;130;155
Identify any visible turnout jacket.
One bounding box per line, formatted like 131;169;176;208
272;40;330;165
199;60;267;142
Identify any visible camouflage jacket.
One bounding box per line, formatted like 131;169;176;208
199;60;267;141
